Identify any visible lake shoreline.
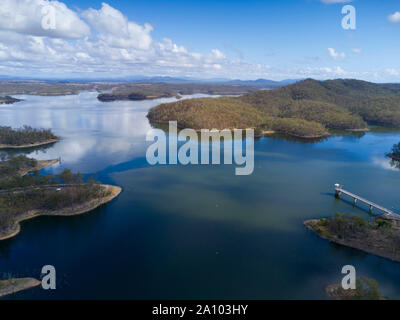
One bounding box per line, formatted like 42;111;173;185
148;119;331;139
18;159;59;176
98;93;176;102
0;184;122;241
0;278;41;298
325;283;355;300
304;219;400;263
0;96;22;105
0;138;60;149
346;128;370;132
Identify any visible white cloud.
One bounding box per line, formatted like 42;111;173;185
82;3;153;50
388;12;400;24
333;66;346;75
0;0;90;39
372;157;398;171
385;69;400;77
0;0;393;81
328;48;346;60
298;66;348;78
0;2;241;77
320;0;353;4
351;48;362;54
211;49;226;60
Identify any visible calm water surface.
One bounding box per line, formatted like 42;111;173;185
0;92;400;299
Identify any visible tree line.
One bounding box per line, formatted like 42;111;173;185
0;156;108;231
148;79;400;138
0;125;57;146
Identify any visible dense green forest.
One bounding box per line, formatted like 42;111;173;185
148;79;400;138
148;97;266;129
0;125;58;146
262;117;328;138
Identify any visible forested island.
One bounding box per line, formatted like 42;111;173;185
0;126;59;149
147;79;400;138
304;214;400;262
325;277;383;300
97;82;263;102
0;155;121;241
0;96;22;104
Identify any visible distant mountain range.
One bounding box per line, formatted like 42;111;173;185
0;74;302;85
223;78;303;86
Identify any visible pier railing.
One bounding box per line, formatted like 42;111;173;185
334;184;400;220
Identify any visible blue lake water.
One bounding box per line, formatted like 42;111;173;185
0;92;400;299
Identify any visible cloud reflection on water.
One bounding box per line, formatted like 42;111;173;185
0;92;212;172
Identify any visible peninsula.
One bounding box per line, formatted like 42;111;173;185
0;159;122;241
304;214;400;263
0;125;59;149
0;155;59;178
0;183;122;241
0;96;22;104
147;79;400;139
0;278;41;298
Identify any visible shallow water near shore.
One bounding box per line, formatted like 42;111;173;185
0;92;400;299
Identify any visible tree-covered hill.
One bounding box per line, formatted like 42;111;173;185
148;97;266;130
147;79;400;138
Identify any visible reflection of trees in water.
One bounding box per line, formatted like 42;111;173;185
330;130;366;139
388;142;400;170
391;142;400;157
149;121;369;145
0;143;55;160
265;133;328;144
0;239;12;258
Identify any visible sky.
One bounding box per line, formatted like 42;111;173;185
0;0;399;81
